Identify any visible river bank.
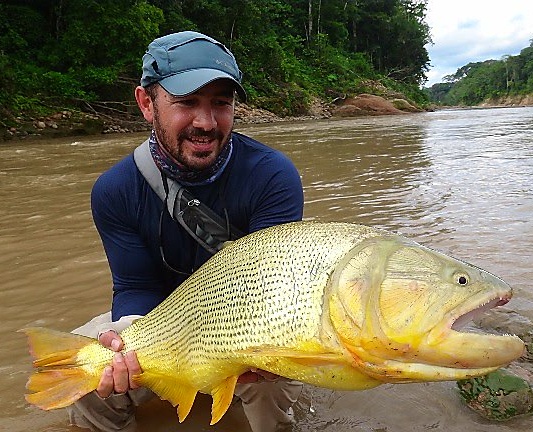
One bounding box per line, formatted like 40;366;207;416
1;93;426;142
4;92;532;143
0;101;321;141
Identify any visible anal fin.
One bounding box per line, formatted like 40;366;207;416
210;375;238;425
133;371;197;422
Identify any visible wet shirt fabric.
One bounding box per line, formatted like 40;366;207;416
91;132;304;320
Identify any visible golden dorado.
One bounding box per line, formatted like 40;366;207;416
22;222;524;425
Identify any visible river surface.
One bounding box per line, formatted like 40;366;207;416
1;107;532;431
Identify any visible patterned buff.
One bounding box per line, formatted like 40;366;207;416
148;129;233;186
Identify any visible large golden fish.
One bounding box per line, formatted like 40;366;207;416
22;222;524;425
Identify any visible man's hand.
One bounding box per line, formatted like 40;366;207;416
96;330;142;398
238;369;280;384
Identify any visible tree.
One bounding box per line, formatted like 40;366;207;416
430;40;533;106
348;0;430;83
1;0;434;123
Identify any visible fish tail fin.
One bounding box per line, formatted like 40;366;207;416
210;375;238;425
21;327;100;410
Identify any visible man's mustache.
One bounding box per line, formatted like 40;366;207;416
179;128;224;141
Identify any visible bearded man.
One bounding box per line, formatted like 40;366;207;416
67;31;304;432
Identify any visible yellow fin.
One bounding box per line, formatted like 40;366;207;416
240;346;347;366
22;327;94;366
133;371;197;422
20;327;99;410
210;375;238;425
26;369;100;409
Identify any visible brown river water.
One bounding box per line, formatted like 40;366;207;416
1;107;532;431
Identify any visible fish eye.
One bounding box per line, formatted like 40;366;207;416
455;273;469;286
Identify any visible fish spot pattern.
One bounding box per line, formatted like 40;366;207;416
122;222;382;382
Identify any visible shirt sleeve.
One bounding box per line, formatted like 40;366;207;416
247;151;304;232
91;162;177;320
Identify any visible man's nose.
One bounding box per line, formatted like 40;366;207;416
192;105;217;130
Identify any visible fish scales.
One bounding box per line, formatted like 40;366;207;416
124;222;378;367
21;221;525;425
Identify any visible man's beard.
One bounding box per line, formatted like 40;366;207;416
153;119;228;171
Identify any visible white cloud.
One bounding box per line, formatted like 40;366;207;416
424;1;533;86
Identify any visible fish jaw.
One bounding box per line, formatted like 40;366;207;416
346;293;525;383
353;285;525;382
423;291;525;369
347;354;506;383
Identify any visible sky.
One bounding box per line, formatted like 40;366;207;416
424;1;533;86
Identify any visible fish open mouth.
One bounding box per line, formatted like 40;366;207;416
424;291;525;370
352;291;525;383
450;295;510;332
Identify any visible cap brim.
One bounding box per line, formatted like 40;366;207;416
158;69;246;102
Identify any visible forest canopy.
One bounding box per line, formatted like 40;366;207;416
0;0;431;122
425;40;533;106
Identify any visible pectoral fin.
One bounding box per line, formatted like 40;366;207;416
133;372;197;422
239;346;347;366
210;375;238;425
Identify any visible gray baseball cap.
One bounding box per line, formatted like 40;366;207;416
141;31;246;101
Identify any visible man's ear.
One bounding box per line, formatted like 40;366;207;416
135;86;154;123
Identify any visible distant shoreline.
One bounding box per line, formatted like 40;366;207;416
3;97;531;143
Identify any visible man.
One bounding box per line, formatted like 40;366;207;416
67;31;304;432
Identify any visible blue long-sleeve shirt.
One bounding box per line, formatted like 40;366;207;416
91;132;304;320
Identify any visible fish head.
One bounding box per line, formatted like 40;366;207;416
328;233;525;383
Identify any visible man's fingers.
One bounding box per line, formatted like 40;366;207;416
95;352;141;398
96;366;114;398
237;369;281;384
98;330;123;351
95;334;141;396
255;369;280;382
124;351;142;389
112;353;129;394
237;371;259;384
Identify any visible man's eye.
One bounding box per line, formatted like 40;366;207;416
176;99;196;106
215;99;233;106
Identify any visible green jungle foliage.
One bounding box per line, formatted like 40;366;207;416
0;0;431;123
425;41;533;105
